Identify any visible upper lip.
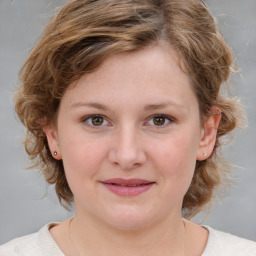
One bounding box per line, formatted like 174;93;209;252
101;178;155;185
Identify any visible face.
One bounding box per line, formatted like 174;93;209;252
44;43;219;230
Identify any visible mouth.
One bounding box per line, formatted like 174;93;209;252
101;178;155;196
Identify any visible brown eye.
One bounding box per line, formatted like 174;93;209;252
91;116;104;126
83;115;109;128
146;114;174;128
153;116;166;126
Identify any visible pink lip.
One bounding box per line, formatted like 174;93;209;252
101;178;155;196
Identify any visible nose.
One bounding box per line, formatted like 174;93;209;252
108;125;147;170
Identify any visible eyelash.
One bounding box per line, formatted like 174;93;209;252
145;114;175;128
81;114;175;129
81;114;111;129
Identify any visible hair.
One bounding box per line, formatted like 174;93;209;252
15;0;244;218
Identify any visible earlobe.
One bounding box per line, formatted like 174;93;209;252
42;122;62;160
196;106;221;161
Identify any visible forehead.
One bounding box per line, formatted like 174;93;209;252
59;43;199;118
70;42;190;92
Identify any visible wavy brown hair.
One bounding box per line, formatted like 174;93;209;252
15;0;244;218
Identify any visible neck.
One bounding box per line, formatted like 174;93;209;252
70;210;186;256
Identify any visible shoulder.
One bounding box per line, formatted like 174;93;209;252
203;226;256;256
0;223;64;256
0;232;39;255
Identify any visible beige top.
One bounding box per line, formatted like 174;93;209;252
0;223;256;256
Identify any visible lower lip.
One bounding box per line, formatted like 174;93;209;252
102;183;155;196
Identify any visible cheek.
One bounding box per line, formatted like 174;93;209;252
60;135;108;184
149;132;198;184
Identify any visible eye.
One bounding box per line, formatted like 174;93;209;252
146;114;174;127
82;115;110;128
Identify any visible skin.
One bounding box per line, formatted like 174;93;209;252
44;42;221;256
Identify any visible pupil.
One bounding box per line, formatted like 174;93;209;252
92;116;103;126
153;116;165;126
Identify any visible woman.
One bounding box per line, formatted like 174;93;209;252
0;0;255;255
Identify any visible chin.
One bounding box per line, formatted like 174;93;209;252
103;207;158;231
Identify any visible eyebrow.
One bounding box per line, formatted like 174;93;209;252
144;102;185;111
71;101;185;112
71;102;110;111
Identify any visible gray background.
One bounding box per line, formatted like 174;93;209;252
0;0;255;245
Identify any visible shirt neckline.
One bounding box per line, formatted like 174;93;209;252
43;222;213;255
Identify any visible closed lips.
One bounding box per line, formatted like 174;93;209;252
101;179;155;196
101;178;155;186
102;182;155;187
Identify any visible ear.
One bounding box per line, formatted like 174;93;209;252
42;122;62;160
196;106;221;161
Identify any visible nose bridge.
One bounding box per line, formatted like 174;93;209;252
109;123;146;169
120;124;138;155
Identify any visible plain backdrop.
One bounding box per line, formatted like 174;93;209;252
0;0;256;245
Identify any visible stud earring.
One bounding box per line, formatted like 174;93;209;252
54;151;57;156
203;152;207;157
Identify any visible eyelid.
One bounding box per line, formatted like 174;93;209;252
81;114;112;128
144;114;176;127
